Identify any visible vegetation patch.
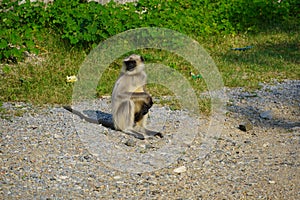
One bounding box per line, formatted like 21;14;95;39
0;0;299;113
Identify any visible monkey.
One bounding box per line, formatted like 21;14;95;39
64;54;162;140
111;54;163;139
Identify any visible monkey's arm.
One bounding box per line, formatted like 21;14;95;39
63;106;115;130
129;92;153;107
126;92;149;98
116;92;150;101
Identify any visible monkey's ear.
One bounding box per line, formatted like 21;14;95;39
140;56;144;62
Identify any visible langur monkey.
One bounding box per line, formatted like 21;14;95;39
112;54;162;139
64;54;162;140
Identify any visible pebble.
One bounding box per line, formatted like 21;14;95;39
0;80;299;199
113;176;122;180
173;166;187;173
263;142;270;148
268;180;276;184
259;110;272;120
124;139;136;147
59;175;69;180
238;120;253;132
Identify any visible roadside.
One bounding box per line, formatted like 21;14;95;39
0;80;299;199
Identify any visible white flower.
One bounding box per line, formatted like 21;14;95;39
66;75;78;83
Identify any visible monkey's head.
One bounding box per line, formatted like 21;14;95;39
122;54;145;74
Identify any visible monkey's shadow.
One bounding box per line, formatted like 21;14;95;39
83;109;113;123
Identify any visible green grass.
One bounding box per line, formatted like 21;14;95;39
207;30;300;89
0;29;86;104
0;27;299;114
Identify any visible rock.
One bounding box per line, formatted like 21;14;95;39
145;144;155;149
53;133;63;139
268;180;276;184
173;166;187;173
259;110;272;120
239;120;253;132
263;142;270;148
124;139;136;147
291;126;300;132
59;175;68;180
113;175;122;180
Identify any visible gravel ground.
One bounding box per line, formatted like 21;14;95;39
1;80;299;199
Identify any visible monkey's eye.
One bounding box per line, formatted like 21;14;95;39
125;60;136;71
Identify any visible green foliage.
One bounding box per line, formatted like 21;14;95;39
0;0;47;62
1;0;298;62
47;0;141;46
0;0;299;110
224;0;296;32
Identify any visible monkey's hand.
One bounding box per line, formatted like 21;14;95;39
145;95;153;109
141;103;150;115
140;96;153;115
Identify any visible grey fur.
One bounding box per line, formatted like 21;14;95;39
112;54;162;139
64;54;162;140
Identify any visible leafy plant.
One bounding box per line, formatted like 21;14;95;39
1;0;298;62
46;0;141;47
0;0;47;62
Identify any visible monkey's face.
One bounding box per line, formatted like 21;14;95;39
123;54;144;73
124;60;136;71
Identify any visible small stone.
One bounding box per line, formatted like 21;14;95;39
15;103;23;108
94;182;102;189
291;126;300;132
268;180;276;184
239;120;253;132
113;175;122;180
27;125;38;129
263;142;270;148
145;144;155;149
246;191;254;196
203;160;211;166
30;173;39;179
124;139;136;147
53;134;62;139
259;110;272;120
173;166;187;173
59;175;68;180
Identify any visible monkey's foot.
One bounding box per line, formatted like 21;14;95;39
154;132;163;138
145;129;163;138
124;129;145;140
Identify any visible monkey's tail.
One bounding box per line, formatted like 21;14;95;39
63;106;115;130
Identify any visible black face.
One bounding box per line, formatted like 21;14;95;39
124;60;136;71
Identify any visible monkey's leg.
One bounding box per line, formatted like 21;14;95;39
135;114;163;138
133;100;151;123
115;101;146;140
131;95;163;138
132;94;153;119
113;101;132;130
